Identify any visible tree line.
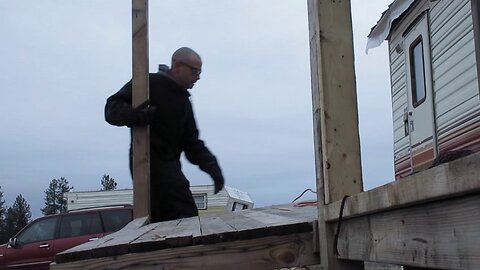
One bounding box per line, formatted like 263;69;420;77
0;174;117;243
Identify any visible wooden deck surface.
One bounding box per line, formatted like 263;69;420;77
52;204;319;269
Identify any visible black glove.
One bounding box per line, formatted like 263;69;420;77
212;172;225;194
200;160;225;194
131;100;157;126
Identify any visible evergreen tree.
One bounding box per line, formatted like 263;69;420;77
41;177;73;215
0;186;7;243
101;174;117;191
5;194;31;239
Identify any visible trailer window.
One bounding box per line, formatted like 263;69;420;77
231;202;247;211
193;194;207;210
409;37;427;107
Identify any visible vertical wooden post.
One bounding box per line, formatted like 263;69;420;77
132;0;150;219
308;0;363;269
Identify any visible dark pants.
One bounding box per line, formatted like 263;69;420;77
129;150;198;222
150;159;198;222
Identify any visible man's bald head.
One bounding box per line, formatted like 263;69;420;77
170;47;202;89
171;47;201;66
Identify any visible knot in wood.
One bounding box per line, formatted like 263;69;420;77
278;250;296;264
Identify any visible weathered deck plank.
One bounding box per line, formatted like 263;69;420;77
130;216;201;253
336;193;480;269
91;218;158;258
325;152;480;222
197;215;237;244
217;206;313;241
51;232;319;270
54;203;318;267
253;204;317;221
55;216;150;263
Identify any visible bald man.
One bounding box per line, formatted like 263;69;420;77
105;47;225;222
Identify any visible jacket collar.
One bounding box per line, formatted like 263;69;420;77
157;70;191;97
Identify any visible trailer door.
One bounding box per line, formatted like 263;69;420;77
404;13;437;171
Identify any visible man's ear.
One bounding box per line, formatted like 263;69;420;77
171;61;180;70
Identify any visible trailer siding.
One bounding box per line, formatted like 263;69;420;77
66;185;254;216
387;0;480;177
66;189;134;210
190;185;230;215
387;1;433;168
430;0;480;153
389;38;409;162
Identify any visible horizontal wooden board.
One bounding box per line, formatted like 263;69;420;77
91;218;158;258
54;203;317;264
51;232;319;270
56;217;149;263
336;194;480;269
218;208;313;241
197;215;238;244
252;204;318;221
325;152;480;221
129;217;201;253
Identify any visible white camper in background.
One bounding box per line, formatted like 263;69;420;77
368;0;480;178
65;185;254;215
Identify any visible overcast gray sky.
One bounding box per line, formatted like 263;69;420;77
0;0;393;218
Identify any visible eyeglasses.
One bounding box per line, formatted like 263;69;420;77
179;62;202;76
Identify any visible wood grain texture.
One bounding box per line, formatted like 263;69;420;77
53;204;317;266
51;233;319;270
252;204;318;221
308;0;364;269
218;208;313;241
130;217;201;252
336;194;480;269
132;0;150;219
308;0;363;205
198;215;237;244
55;217;150;263
90;221;159;258
325;152;480;221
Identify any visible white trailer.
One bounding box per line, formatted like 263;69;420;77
65;185;254;215
368;0;480;178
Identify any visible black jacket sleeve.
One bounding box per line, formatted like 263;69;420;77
105;80;143;127
183;105;225;194
183;101;222;176
105;80;133;127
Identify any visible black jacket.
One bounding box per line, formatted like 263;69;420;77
104;70;222;177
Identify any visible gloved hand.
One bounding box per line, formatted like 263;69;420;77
131;100;157;126
200;160;225;194
212;172;225;194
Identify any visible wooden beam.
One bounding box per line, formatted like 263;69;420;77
132;0;150;219
335;194;480;269
308;0;363;205
308;0;364;269
325;152;480;221
51;233;319;270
